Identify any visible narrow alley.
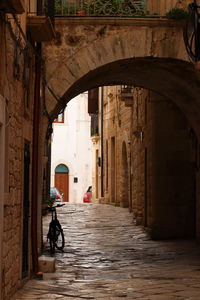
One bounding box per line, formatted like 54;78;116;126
14;203;200;300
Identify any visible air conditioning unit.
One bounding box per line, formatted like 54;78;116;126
0;0;25;14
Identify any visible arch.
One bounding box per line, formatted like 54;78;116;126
54;164;69;202
51;159;74;179
55;163;69;174
43;20;200;139
46;57;200;139
42;19;200;239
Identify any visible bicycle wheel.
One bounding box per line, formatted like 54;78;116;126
54;223;65;251
48;223;56;253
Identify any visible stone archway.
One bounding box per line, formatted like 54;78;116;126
44;57;200;139
41;18;200;240
43;18;200;131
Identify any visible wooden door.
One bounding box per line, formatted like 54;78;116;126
55;173;69;202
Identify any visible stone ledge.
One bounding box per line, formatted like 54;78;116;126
55;17;184;27
38;256;55;273
99;197;109;204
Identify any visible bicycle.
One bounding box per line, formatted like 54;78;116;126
47;203;65;253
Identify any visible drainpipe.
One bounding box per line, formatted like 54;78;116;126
101;87;104;197
31;43;41;274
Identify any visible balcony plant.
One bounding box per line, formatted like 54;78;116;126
166;8;188;19
76;8;86;15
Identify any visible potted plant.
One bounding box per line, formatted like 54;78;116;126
166;8;188;19
42;195;55;215
76;8;86;15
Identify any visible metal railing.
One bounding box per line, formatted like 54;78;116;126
54;0;185;17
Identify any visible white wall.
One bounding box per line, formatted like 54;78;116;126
51;93;92;203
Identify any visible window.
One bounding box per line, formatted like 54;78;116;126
54;112;64;123
88;88;99;114
55;164;69;174
91;113;98;136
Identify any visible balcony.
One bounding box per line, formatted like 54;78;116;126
90;113;99;137
27;0;56;42
119;85;133;107
55;0;146;16
0;0;25;14
54;0;188;18
27;15;55;42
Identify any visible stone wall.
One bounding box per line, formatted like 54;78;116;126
131;90;197;238
102;86;132;205
0;13;35;299
43;17;190;117
147;93;196;239
102;86;197;239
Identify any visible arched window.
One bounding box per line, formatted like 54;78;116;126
55;164;69;174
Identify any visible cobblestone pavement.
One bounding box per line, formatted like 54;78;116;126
14;203;200;299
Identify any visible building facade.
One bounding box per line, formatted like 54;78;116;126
0;1;55;299
51;93;92;203
0;4;35;298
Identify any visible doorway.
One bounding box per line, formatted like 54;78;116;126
121;142;129;207
22;140;30;278
111;137;116;203
95;149;99;199
55;164;69;202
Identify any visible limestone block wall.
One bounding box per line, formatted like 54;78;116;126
102;86;116;203
102;85;197;239
147;0;191;15
0;13;35;299
131;90;197;239
148;93;196;239
131;89;149;225
115;92;132;207
102;86;132;206
43;18;189;117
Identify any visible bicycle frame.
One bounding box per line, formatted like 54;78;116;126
47;204;65;253
49;206;58;222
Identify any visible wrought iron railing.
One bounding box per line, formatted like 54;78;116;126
54;0;186;17
55;0;146;16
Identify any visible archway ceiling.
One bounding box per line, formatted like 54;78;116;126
48;57;200;134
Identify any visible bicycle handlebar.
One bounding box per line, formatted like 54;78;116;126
56;203;65;208
47;203;65;211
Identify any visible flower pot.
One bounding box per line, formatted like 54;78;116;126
76;9;86;15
